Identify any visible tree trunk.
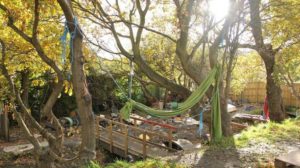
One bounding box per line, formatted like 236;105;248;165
21;69;30;108
220;85;232;136
263;55;285;121
248;0;285;122
20;70;31;124
134;55;191;97
72;28;96;160
57;0;96;160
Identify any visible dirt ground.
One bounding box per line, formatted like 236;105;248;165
164;139;300;168
1;104;299;168
0;127;35;168
0;126;109;168
2;128;299;168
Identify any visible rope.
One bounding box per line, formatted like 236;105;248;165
128;60;134;99
60;19;129;99
73;25;129;100
63;19;128;98
106;69;129;100
198;110;203;136
60;22;69;64
60;18;79;80
70;17;78;64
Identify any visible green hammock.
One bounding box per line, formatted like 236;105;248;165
120;66;222;141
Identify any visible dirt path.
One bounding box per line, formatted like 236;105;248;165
165;139;300;168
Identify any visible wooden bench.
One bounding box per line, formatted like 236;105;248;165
275;150;300;168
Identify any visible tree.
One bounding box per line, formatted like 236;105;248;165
74;0;245;136
57;0;96;160
266;0;300;100
0;0;96;166
243;0;300;121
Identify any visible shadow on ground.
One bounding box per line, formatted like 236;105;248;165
195;137;241;168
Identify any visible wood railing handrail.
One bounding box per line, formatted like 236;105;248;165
98;126;177;152
96;116;176;158
130;116;177;130
95;116;177;155
96;117;171;140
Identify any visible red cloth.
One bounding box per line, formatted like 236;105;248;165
263;96;270;120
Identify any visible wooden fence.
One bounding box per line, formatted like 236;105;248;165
230;82;300;107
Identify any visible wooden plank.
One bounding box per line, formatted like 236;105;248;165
109;120;113;153
96;117;177;159
130;117;177;130
231;122;248;129
124;125;128;157
98;129;172;158
97;117;170;140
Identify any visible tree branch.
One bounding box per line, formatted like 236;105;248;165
238;43;257;50
32;0;40;39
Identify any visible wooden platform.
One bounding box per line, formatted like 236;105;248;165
96;117;178;159
233;113;267;123
275;150;300;168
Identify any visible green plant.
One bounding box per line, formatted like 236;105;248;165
246;109;262;115
234;119;300;147
86;161;101;168
105;159;186;168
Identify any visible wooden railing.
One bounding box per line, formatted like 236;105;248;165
95;116;176;158
129;116;175;149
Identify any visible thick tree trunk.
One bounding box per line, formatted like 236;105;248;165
249;0;285;122
58;0;96;161
72;25;96;160
220;101;231;136
207;19;234;137
263;55;285;121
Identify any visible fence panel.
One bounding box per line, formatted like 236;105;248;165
230;82;300;107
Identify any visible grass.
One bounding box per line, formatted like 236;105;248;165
245;109;262;115
234;117;300;147
209;137;236;149
85;118;300;167
86;161;101;168
85;159;186;168
208;117;300;149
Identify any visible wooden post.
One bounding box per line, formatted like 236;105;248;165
168;129;172;149
96;117;100;137
124;125;128;157
0;104;9;141
143;131;147;159
133;118;137;127
109;120;113;153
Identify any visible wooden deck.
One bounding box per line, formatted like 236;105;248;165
95;117;178;159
